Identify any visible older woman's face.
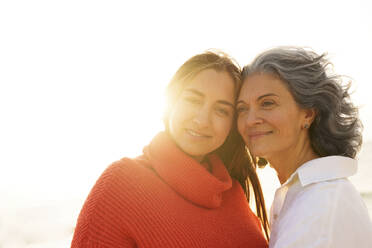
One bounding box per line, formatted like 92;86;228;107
237;73;308;161
168;69;235;162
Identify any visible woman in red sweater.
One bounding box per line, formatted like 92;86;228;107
71;51;269;247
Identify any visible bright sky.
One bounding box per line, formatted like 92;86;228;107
1;0;371;207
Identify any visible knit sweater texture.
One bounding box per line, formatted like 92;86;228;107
71;132;268;247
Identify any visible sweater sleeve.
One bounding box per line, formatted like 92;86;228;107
71;162;136;248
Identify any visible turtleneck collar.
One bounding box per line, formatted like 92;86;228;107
142;132;232;209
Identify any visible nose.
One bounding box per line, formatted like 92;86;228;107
240;109;263;127
192;106;211;128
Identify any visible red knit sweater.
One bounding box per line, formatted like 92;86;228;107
71;132;268;247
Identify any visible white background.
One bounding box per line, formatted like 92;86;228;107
0;0;371;247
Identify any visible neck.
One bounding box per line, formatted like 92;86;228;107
269;139;319;184
192;155;205;163
195;155;214;172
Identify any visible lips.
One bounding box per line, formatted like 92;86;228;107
185;128;211;138
247;131;272;140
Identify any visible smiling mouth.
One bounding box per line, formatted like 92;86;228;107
186;129;211;138
248;131;272;140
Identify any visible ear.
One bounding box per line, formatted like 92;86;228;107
302;108;316;127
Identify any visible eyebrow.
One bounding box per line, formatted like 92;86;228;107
237;93;279;105
184;89;234;108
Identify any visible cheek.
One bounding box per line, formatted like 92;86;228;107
168;104;183;133
169;104;202;140
213;116;233;138
169;103;191;127
272;112;301;137
237;116;244;135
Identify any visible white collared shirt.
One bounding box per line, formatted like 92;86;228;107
269;156;372;248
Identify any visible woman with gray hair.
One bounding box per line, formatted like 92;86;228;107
236;47;372;247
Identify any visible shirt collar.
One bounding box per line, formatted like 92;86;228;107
283;156;357;187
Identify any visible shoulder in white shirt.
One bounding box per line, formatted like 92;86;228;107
269;156;372;248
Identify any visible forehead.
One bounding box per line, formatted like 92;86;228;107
239;73;291;99
184;69;235;99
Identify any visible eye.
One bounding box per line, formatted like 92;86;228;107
215;107;230;116
236;105;248;114
184;97;202;105
261;100;275;108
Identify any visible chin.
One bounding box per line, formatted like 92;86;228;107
249;149;267;159
181;146;208;158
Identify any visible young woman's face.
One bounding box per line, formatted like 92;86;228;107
168;69;235;162
237;73;308;161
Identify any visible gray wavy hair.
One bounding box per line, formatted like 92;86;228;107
242;47;363;158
